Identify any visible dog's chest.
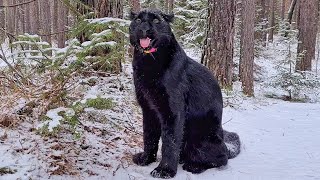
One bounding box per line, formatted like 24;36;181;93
134;71;167;108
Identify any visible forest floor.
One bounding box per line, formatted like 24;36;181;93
0;43;320;180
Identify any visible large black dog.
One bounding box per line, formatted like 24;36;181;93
129;9;241;179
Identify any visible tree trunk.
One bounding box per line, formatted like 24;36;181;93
201;0;235;89
240;0;255;96
281;0;285;20
58;0;67;48
6;0;16;35
40;0;52;43
53;0;59;42
287;0;297;24
296;0;318;71
0;0;5;32
129;0;140;13
30;0;40;34
129;0;141;58
255;0;267;47
295;0;299;27
168;0;174;14
268;0;275;42
96;0;123;18
25;1;31;33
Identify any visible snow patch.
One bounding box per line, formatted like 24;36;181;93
37;107;75;132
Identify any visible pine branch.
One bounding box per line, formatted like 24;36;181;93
0;45;27;83
0;28;28;58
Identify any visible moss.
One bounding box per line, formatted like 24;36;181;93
85;97;114;110
72;102;86;114
36;123;61;137
40;115;52;122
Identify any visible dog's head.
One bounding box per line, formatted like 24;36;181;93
129;9;174;51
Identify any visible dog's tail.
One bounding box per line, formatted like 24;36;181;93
223;130;241;159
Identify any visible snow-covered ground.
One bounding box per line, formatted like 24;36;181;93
112;101;320;180
1;41;320;180
1;99;319;180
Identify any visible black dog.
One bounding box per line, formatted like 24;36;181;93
129;9;240;179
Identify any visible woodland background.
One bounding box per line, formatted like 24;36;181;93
0;0;319;179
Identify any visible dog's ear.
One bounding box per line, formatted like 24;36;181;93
161;13;174;23
130;11;138;20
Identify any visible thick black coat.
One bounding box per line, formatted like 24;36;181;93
129;9;240;179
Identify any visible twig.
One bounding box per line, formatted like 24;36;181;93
0;28;28;57
0;45;26;82
0;0;36;8
223;118;233;125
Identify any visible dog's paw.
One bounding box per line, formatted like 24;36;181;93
150;166;176;179
182;163;208;174
132;152;156;166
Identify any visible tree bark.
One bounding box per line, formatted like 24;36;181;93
168;0;174;14
0;0;5;31
53;0;59;42
40;0;52;43
58;0;67;48
287;0;297;24
30;0;40;34
296;0;318;71
24;0;31;33
255;0;267;47
240;0;255;96
129;0;140;13
281;0;285;20
268;0;275;42
96;0;123;18
201;0;235;89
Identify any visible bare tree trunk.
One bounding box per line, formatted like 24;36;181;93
255;0;267;47
281;0;286;20
0;0;5;31
40;0;52;43
16;0;23;34
165;0;169;13
240;0;255;96
129;0;140;58
287;0;297;24
30;0;40;34
296;0;318;71
201;0;235;89
295;0;299;27
129;0;140;13
53;0;59;42
168;0;174;14
268;0;275;42
6;1;15;35
58;0;67;48
96;0;123;18
24;1;31;33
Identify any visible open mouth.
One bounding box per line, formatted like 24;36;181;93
139;37;151;49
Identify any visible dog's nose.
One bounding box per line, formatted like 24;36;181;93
142;29;149;37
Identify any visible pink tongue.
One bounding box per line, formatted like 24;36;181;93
140;38;151;49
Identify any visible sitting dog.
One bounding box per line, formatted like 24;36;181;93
129;9;241;179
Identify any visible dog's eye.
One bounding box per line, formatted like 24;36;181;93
136;18;141;23
153;19;160;24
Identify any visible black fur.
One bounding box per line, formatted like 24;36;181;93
129;9;241;179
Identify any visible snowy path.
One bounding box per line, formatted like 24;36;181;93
113;101;320;180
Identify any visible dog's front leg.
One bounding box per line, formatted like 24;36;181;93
150;95;184;179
